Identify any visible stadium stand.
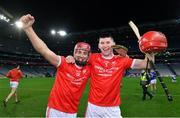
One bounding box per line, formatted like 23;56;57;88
0;20;180;78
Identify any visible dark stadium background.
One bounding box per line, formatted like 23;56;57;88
0;1;180;76
0;1;180;117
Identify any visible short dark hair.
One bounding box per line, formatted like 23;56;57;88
98;32;113;39
98;33;114;42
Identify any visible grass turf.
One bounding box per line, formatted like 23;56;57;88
0;76;180;117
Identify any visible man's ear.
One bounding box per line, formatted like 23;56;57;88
112;41;116;46
98;43;100;49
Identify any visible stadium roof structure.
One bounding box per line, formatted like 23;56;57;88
0;1;180;59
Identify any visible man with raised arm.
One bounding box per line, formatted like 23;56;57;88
19;14;91;118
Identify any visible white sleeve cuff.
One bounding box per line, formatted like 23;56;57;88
130;59;137;69
56;56;61;67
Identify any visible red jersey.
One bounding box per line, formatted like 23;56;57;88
88;53;133;106
48;56;90;113
6;68;23;82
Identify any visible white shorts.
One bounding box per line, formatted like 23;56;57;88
46;107;77;118
150;79;157;84
85;102;122;118
10;81;19;88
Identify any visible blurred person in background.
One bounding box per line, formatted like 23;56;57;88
3;65;23;107
150;69;157;95
140;70;153;100
171;74;177;83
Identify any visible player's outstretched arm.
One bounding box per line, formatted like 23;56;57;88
19;14;59;67
132;53;155;69
6;71;11;78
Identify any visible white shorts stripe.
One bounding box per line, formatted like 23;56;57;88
46;107;77;118
10;81;19;88
85;102;122;118
150;79;157;84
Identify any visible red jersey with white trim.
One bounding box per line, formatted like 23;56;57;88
6;68;23;82
88;53;133;106
48;56;90;113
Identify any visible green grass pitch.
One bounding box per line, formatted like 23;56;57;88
0;76;180;117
